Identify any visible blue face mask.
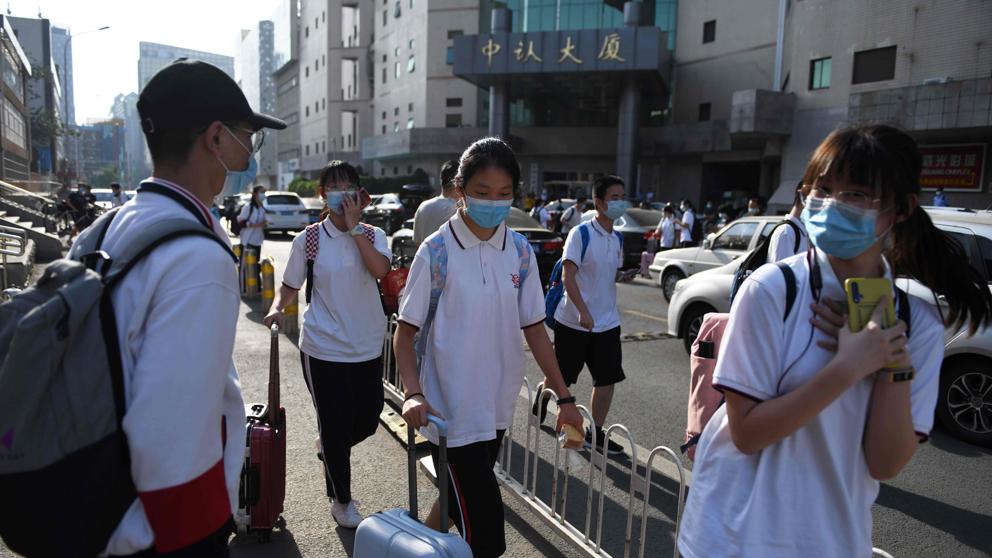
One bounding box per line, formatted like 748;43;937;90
325;191;346;214
604;200;630;221
464;196;512;228
218;127;258;197
801;198;885;259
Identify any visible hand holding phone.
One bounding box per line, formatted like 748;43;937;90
844;278;902;369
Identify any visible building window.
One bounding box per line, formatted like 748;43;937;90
447;47;455;65
305;145;310;156
408;102;414;112
809;57;831;90
322;98;326;110
852;46;897;85
305;26;309;38
315;17;319;28
394;122;399;132
407;55;415;73
703;20;716;43
382;111;387;120
698;102;711;122
394;166;399;174
381;168;386;176
407;165;413;173
395;47;400;57
409;39;415;50
446;30;462;66
382;68;387;83
322;54;326;66
382;125;386;134
446;113;462;127
407;118;414;129
394;107;400;116
395;62;400;78
323;10;326;22
382;10;387;26
305;66;310;78
322;140;326;152
446;97;462;107
409;0;414;8
394;0;401;18
316;58;319;70
305;106;310;117
315;101;319;113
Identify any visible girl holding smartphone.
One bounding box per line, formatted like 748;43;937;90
393;137;584;557
678;125;992;557
264;160;389;528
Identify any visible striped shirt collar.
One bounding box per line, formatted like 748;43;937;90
144;176;214;228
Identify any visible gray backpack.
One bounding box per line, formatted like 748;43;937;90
0;199;235;556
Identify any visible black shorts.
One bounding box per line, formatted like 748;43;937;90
553;323;625;387
429;431;506;558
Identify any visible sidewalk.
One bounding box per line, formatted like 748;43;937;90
228;250;578;557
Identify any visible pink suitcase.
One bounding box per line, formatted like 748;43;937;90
236;323;287;541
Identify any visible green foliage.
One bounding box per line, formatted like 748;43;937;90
288;176;317;197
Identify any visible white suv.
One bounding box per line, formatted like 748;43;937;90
666;207;992;446
263;191;310;234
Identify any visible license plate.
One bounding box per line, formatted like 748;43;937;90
280;210;295;216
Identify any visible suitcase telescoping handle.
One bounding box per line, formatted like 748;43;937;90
268;323;280;418
407;414;447;530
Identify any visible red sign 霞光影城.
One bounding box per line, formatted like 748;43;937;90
919;144;986;191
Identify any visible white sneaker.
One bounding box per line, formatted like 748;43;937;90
331;500;364;529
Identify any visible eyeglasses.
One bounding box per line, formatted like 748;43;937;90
230;126;265;154
805;187;880;210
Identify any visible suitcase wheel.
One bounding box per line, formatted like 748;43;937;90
276;516;287;529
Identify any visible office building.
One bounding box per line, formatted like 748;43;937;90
111;92;149;186
77;118;124;186
138;41;235;90
0;16;32;183
272;0;302;189
237;21;279;187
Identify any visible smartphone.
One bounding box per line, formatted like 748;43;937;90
357;187;372;208
844;277;900;368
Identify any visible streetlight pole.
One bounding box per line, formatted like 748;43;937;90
61;25;109;183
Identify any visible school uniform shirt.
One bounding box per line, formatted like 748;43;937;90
559;204;584;233
413;195;457;245
238;202;267;246
554;219;623;333
680;210;695;243
677;249;944;558
398;211;545;448
282;218;391;362
68;178;246;556
537;206;551;229
110;192;127;208
767;214;810;263
656;216;677;248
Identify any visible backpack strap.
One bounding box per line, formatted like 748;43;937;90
579;223;591;262
774;262;797;322
414;230;449;367
511;231;532;297
783;219;802;254
304;223;321;303
896;287;912;338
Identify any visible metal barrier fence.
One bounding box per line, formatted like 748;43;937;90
0;224;27;291
378;313;896;558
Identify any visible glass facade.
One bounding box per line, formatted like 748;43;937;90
493;0;677;49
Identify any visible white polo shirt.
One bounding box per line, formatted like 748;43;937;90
238;202;266;247
560;204;584;233
554;220;623;332
767;214;810;263
678;250;944;558
680;209;695;243
412;195;457;245
282;219;391;363
398;211;545;448
656;216;677;248
69;179;246;555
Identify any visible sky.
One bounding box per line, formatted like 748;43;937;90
22;0;282;123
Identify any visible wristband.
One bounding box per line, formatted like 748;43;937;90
404;392;424;402
349;224;365;236
557;396;577;406
876;367;915;383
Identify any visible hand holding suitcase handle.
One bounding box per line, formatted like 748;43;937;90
407;414;448;531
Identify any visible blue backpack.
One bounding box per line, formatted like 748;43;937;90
544;223;623;327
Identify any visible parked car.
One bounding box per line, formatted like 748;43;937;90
543;198;576;231
666;207;992;447
650;215;783;301
90;188;131;209
398;183;434;217
581;208;664;268
302;197;323;224
390;207;563;287
263;191;310;234
363;193;406;234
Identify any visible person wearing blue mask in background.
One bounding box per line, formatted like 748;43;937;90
237;185;268;261
393;137;584;557
264;160;390;529
677;125;992;558
539;174;634;455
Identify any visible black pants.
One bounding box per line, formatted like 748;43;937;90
110;519;233;557
300;353;384;503
429;431;506;558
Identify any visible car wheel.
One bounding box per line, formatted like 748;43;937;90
661;269;685;302
680;303;715;355
937;357;992;446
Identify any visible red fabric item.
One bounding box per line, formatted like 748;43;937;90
139;459;231;553
380;268;409;315
685;313;729;461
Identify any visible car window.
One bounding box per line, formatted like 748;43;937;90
266;194;300;206
381;194;400;204
506;207;542;229
759;221;778;240
712;222;758;251
976;235;992;283
92;192;113;202
626;209;663;227
615;216;628;228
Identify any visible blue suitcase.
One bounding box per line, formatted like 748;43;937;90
354;415;472;557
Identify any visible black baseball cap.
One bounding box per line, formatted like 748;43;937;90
138;58;286;134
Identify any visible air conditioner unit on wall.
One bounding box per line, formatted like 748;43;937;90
922;77;952;85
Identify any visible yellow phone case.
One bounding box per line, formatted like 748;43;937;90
845;277;896;333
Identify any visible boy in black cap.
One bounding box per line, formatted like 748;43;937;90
71;59;285;557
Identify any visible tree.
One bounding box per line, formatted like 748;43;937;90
288;176;317;197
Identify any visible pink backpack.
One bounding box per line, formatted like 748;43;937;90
683;313;729;461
